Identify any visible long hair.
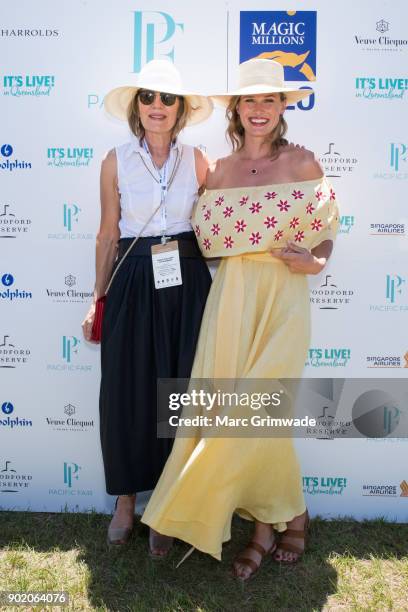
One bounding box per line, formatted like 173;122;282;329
226;94;288;156
127;93;192;142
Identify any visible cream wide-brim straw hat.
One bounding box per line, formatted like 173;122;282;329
104;59;213;126
212;58;314;107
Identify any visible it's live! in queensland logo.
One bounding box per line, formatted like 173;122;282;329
47;147;94;168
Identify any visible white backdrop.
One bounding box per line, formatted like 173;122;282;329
1;0;407;521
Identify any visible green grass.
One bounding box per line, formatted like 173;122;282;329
0;511;407;611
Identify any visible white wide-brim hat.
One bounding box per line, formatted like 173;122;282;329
104;59;213;126
212;58;314;107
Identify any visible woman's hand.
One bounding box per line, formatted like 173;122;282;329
270;241;326;275
82;302;98;343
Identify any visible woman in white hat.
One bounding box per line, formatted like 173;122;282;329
142;59;339;577
82;60;213;551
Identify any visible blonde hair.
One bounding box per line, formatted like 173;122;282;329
127;92;192;142
226;94;288;156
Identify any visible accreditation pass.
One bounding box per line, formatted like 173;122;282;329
151;240;182;289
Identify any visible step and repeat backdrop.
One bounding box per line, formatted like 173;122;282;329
1;0;408;520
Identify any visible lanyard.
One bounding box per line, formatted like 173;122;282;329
143;140;173;243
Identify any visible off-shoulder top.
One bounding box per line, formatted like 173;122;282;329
191;177;339;258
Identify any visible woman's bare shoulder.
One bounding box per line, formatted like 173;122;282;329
205;154;235;189
280;145;324;181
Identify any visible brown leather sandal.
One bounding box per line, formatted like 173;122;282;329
273;510;310;564
148;529;174;560
232;540;277;581
107;495;135;546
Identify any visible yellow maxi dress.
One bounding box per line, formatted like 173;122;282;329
142;178;339;560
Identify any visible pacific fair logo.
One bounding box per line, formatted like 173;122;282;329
47;204;93;241
48;462;92;498
370;274;408;312
132;11;184;73
2;75;55;97
47;335;92;372
374;143;408;180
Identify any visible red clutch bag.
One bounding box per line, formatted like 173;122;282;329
88;202;163;343
90;295;106;342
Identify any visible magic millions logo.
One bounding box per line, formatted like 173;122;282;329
319;143;358;178
47;203;93;241
0;335;31;369
310;274;354;310
354;19;408;53
0;204;32;239
45;404;95;432
0;460;33;494
306;348;351;369
240;10;316;110
45;274;93;304
303;476;347;496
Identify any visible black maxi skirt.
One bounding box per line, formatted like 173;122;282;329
99;231;211;495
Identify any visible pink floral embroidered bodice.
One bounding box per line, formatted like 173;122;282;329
192;177;339;258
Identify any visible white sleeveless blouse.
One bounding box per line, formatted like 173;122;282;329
116;135;198;238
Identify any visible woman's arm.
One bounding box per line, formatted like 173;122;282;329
82;149;120;342
271;239;333;275
194;147;211;189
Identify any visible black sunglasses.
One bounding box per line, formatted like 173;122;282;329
138;89;179;107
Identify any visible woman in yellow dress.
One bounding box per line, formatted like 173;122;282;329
142;59;339;579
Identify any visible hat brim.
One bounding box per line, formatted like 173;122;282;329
211;85;314;107
104;86;213;126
